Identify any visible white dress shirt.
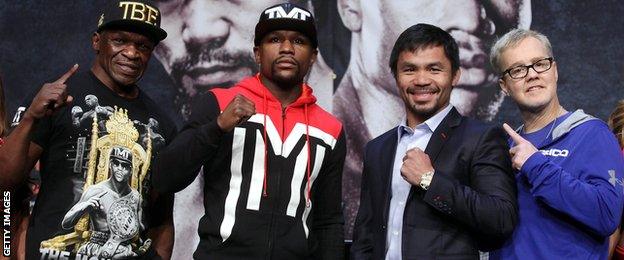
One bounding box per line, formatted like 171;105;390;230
385;105;452;260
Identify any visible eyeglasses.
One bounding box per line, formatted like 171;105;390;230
501;57;554;79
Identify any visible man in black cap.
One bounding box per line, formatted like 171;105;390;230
6;0;177;259
153;1;338;258
153;2;346;259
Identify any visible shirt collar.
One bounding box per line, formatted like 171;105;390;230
397;105;453;136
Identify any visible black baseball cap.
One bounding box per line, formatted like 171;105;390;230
254;3;318;48
110;146;133;164
97;0;167;43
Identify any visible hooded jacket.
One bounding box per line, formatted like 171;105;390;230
154;75;346;259
491;110;624;260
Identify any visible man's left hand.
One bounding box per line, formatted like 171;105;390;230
401;148;434;186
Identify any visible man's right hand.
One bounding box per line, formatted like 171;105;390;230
82;190;107;212
217;94;255;132
25;64;78;119
503;123;538;171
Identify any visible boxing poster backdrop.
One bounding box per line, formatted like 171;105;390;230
1;0;623;257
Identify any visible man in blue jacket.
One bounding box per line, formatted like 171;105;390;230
489;28;624;259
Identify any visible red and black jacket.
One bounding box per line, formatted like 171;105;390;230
154;75;346;259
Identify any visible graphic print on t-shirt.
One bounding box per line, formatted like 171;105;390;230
38;93;164;259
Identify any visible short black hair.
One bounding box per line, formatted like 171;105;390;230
389;23;460;78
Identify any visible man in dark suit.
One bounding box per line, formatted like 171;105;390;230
351;23;517;260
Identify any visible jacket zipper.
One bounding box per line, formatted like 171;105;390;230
267;106;288;259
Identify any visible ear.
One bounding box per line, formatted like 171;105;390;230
499;77;510;96
452;68;462;87
337;0;362;32
253;46;261;65
553;61;558;83
310;49;318;66
92;32;101;52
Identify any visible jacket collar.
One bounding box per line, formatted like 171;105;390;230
424;107;462;163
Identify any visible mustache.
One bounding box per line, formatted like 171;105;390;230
170;47;257;83
169;46;257;120
273;56;299;66
115;59;140;69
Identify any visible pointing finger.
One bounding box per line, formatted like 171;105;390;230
96;190;108;198
503;123;527;145
54;64;79;84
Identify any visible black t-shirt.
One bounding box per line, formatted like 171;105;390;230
16;71;176;259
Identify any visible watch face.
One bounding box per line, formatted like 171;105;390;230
419;171;434;190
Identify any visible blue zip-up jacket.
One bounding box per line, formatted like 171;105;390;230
491;110;624;260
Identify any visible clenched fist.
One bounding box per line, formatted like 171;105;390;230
217;94;256;132
401;147;435;186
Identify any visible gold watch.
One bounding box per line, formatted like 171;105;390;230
419;170;434;190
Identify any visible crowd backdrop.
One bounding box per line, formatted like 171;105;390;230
1;0;623;258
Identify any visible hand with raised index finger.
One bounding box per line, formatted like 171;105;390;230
503;123;538;171
26;64;79;119
78;190;107;212
217;94;256;132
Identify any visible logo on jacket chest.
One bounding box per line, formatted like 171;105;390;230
539;148;569;157
227;113;336;215
218;114;337;242
240;113;337;157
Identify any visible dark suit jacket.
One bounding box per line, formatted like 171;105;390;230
351;108;517;260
